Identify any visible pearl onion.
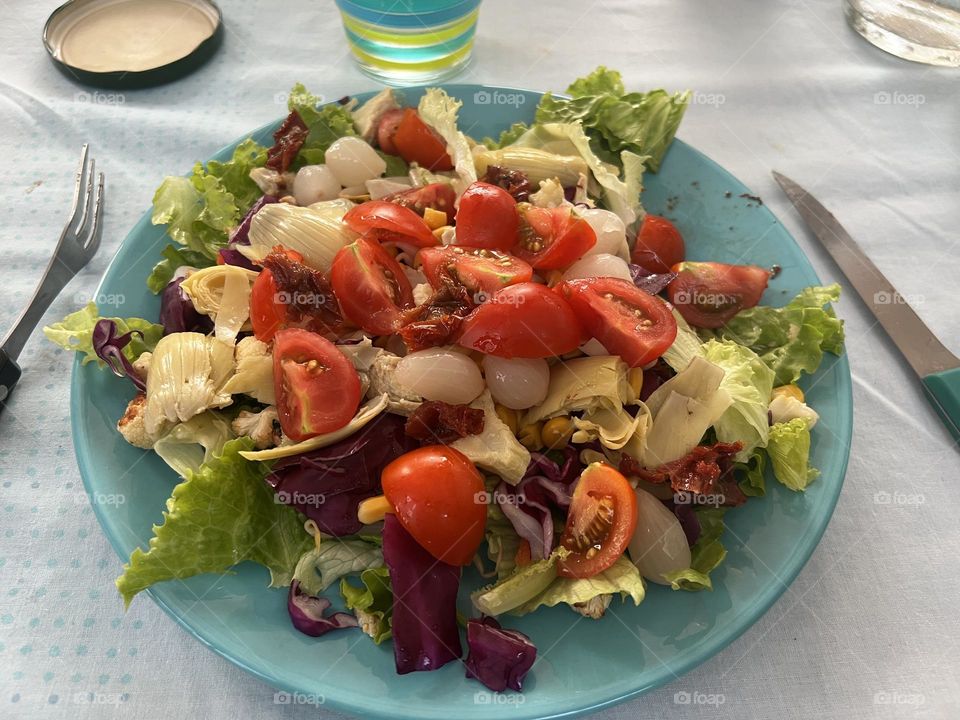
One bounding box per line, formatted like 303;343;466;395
292;165;340;205
579;208;628;257
562;253;633;282
482;356;550;410
395;349;485;405
324;136;387;187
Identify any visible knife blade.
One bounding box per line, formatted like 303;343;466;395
773;171;960;443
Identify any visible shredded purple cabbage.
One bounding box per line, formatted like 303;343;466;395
287;580;358;637
496;448;581;561
672;503;701;547
382;514;462;674
159;275;213;335
629;263;677;296
91;319;146;392
267;414;418;536
230;195;277;246
465;617;537;692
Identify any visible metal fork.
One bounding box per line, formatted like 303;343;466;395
0;145;104;409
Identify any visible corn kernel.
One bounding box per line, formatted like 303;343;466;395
494;403;519;434
541;416;574;449
423;207;448;230
357;495;393;525
518;422;543;451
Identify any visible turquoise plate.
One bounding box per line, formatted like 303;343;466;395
71;85;852;719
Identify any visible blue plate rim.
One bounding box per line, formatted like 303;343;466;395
70;82;853;720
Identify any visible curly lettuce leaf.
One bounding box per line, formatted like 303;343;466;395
293;538;383;596
663;507;728;591
147;244;213;294
514;556;645;615
418;87;477;192
484;121;531;149
43;303;163;366
287;83;357;166
719;284;844;386
115;438;312;607
535;66;690;172
767;418;819;491
340;566;393;644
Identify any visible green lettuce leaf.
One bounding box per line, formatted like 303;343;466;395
535;66;690;172
662;307;705;372
702;339;775;458
718;285;845;386
293;538;383;596
514;555;645;615
147;244;213;294
484;491;522;581
115;438;312;607
663;507;728;591
767;418;819;491
377;150;409;177
735;447;767;497
418;87;477;192
484;121;531;149
43;303;163;366
471;548;568;617
288;83;357;166
341;566;392;644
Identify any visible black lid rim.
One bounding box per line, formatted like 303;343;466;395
42;0;224;89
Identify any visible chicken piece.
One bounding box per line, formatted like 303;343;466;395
117;393;154;449
231;406;280;449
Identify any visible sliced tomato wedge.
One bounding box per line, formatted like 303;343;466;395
418;246;533;296
273;328;361;441
383;182;457;225
330;237;414;335
667;261;770;328
381;445;486;566
391;108;454;171
558;463;638;579
250;269;286;341
376;108;405;155
343;200;437;248
454;181;519;250
458;282;583;358
632;215;685;274
513;203;597;270
557;277;677;368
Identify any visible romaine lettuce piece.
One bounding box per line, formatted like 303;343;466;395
417;87;478;193
767;418;819;491
513;555;645;615
340;566;393;643
293;538;383;596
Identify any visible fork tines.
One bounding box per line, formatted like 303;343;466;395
63;144;105;264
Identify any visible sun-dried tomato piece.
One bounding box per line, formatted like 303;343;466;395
266;110;308;173
620;441;745;505
405;401;485;444
399;278;475;352
262;248;353;339
481;165;532;202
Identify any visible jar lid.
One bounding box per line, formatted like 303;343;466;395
43;0;223;88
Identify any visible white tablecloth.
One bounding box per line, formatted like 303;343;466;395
1;0;958;718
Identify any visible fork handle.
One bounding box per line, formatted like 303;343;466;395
0;348;22;409
1;257;78;362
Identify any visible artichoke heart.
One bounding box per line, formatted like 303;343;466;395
144;333;235;436
522;356;636;427
240;200;356;272
180;265;258;344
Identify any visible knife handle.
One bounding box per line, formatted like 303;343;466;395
921;368;960;444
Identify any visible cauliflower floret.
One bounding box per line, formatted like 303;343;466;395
221;336;275;404
355;608;381;639
351;88;399;142
117;393;154;449
231;406;280;449
572;594;612;619
412;283;433;307
249;167;294;197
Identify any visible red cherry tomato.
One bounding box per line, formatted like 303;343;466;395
513;204;597;270
632;215;685;274
381;445;486;566
458;282;583;358
383;183;457;225
558;463;638;579
376;109;405;155
418;246;533;296
273;329;361;441
556;277;678;368
343;200;438;248
391;108;454;171
250;269;286;342
331;237;414;335
454;181;519;250
667;261;770;329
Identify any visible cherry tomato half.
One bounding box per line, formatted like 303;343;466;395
458;282;583;358
376;108;405;155
250;269;285;342
632;215;685;274
513;204;597;270
418;246;533;296
454;181;519;250
667;261;770;329
392;108;454;171
381;445;486;566
558;463;638;579
383;182;457;225
331;237;414;335
343;200;437;248
557;277;678;368
273;328;361;441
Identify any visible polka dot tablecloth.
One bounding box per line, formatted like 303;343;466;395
1;1;959;719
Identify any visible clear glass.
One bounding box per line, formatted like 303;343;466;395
844;0;960;66
335;0;481;85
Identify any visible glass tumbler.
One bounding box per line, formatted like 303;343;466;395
844;0;960;66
